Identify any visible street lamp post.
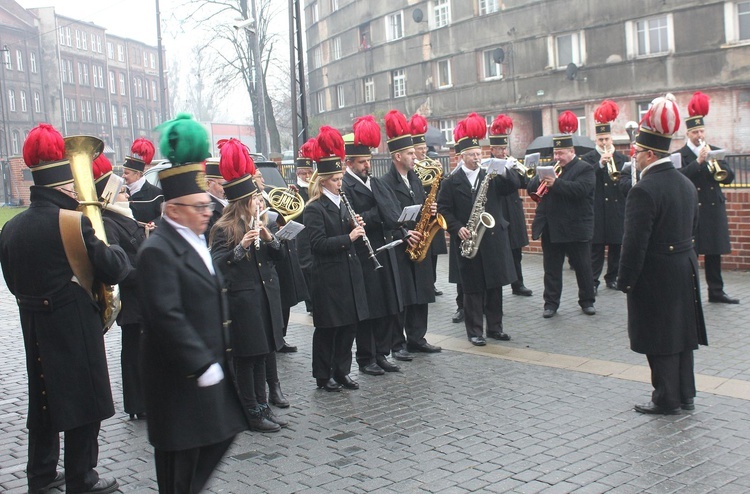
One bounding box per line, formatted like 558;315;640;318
246;0;268;156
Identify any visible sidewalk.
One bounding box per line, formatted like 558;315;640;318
1;253;749;493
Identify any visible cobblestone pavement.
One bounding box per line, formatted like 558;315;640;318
1;254;750;493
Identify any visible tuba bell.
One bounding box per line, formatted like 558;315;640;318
64;135;121;332
267;186;305;223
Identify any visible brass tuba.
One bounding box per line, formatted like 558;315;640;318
267;186;305;223
64;136;121;331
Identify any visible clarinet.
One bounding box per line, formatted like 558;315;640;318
339;190;382;270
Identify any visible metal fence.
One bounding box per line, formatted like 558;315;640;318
725;155;750;188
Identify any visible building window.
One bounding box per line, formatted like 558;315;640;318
437;59;452;88
91;34;95;52
92;66;99;88
152;80;158;101
150;53;156;69
109;71;116;93
81;31;87;50
144;52;148;67
636;101;652;122
75;29;81;49
98;66;104;88
59;27;65;45
117;45;125;62
144;81;149;100
95;101;102;122
122;107;128;127
312;46;322;69
433;0;451;28
20;91;27;112
479;0;499;15
16;50;23;71
363;76;375;103
34;92;41;113
330;0;339;11
83;63;90;85
119;74;126;95
67;60;74;84
87;100;92;122
392;69;406;98
627;15;673;58
107;42;114;59
311;2;319;23
112;104;119;126
332;37;342;60
70;99;76;121
316;91;325;113
3;50;11;70
138;109;145;129
554;32;584;68
97;35;102;53
386;11;404;41
336;85;345;108
11;131;19;155
66;27;72;46
739;1;750;40
481;49;503;80
30;52;37;73
724;1;750;43
359;23;370;50
439;119;455;144
8;90;15;112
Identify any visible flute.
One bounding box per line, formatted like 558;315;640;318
339;190;382;270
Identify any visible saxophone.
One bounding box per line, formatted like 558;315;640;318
459;169;497;259
406;163;447;263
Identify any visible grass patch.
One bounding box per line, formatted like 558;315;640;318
0;206;27;228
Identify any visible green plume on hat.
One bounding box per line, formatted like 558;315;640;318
156;113;210;165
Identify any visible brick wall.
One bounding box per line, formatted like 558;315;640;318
8;156;32;206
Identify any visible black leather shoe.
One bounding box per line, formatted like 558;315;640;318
334;374;360;389
407;342;442;353
582;306;596;316
512;286;533;296
487;331;511;341
78;478;120;494
279;342;298;353
605;281;617;289
708;293;740;304
469;336;486;346
543;308;557;318
268;382;290;408
261;403;288;426
452;308;464;323
316;378;343;392
434;286;443;296
681;398;695;411
634;401;680;415
247;406;281;432
392;349;413;361
31;471;65;493
376;356;400;372
359;363;385;376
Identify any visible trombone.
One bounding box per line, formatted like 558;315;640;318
700;140;728;182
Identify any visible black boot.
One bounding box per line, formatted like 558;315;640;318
261;403;288;428
268;381;290;408
247;406;280;433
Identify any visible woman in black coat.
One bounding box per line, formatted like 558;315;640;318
210;179;287;432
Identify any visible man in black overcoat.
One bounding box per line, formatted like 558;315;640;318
677;93;739;304
204;159;227;242
137;119;247;493
294;157;315;313
618;108;707;414
528;135;596;318
0;125;130;494
438;132;518;346
122;140;164;223
343;127;405;374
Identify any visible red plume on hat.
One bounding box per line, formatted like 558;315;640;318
463;112;487;140
453;119;466;143
299;137;323;162
131;137;155;165
645;93;681;135
218;138;256;181
23;123;65;167
408;113;428;136
385;110;410;139
594;100;619;124
558;110;579;134
688;91;710;117
92;154;113;180
316;126;345;161
490;114;513;136
353;115;381;148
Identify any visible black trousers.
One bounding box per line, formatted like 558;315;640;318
591;243;621;287
235;355;268;409
463;287;503;339
646;350;695;410
704;254;725;298
392;303;429;351
281;306;291;337
28;421;100;493
455;283;464;310
356;315;397;366
510;248;525;290
121;323;145;415
312;324;357;379
154;436;235;494
265;351;280;386
541;230;596;310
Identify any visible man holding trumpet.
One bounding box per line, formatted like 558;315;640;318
678;91;739;305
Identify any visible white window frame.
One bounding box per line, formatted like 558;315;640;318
20;91;27;112
433;0;451;29
150;53;156;69
122;107;128;127
313;46;322;69
30;52;37;73
363;76;375;103
109;71;116;93
107;42;114;59
59;27;65;45
117;45;125;62
548;31;586;69
34;91;41;113
97;35;102;53
311;2;319;24
152;80;158;101
95;101;101;123
439;119;455;144
436;59;452;88
386;11;404;41
112;104;119;126
119;73;126;95
330;0;339;12
81;32;87;50
70;98;76;121
725;1;750;45
65;27;71;46
392;69;406;98
3;50;11;70
625;14;674;59
16;50;23;72
11;131;19;155
317;91;325;113
481;49;503;80
332;37;342;60
336;84;345;108
636;101;651;122
478;0;500;15
75;29;81;49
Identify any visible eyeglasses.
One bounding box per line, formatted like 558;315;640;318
60;188;78;198
171;202;216;212
634;149;649;155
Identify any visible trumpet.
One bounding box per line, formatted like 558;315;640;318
606;157;621;181
530;162;561;203
700;140;728;182
507;156;536;179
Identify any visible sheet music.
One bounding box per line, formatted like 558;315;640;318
536;165;556;180
375;239;404;254
397;204;422;223
669;153;682;169
523;153;540;169
484;158;507;176
276;220;305;241
707;149;726;161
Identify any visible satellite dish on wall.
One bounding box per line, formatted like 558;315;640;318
566;63;578;80
492;48;505;64
412;8;424;23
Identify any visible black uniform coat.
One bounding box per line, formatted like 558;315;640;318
129;180;164;224
678;144;734;255
296;185;312;271
581;150;628;245
437;167;519;293
137;219;247;451
0;187;130;432
303;195;369;328
502;172;530;250
381;165;436;306
205;195;226;245
528;156;596;243
617;159;707;355
275;238;309;309
343;172;403;318
102;208;147;326
211;228;285;356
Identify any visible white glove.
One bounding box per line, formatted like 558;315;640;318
197;362;224;387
